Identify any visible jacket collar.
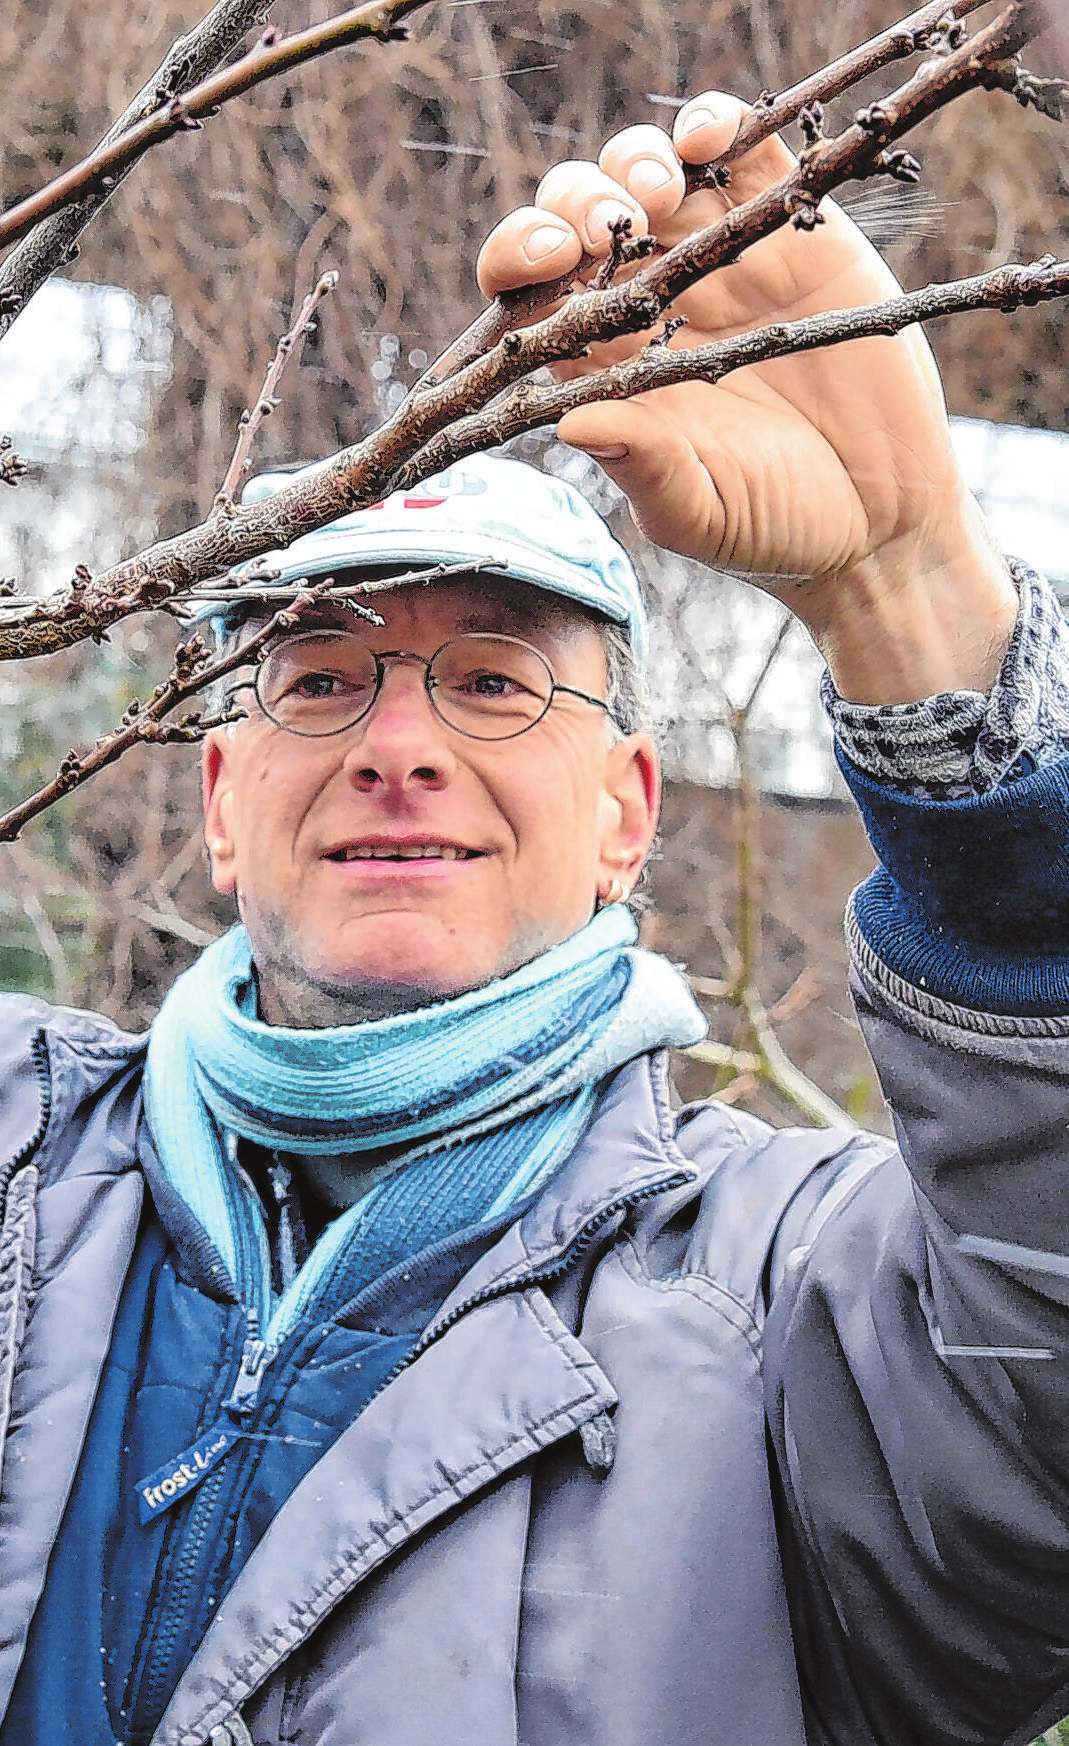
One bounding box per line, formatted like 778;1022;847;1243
427;1050;696;1330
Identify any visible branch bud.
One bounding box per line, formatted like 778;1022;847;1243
919;15;968;54
877;147;923;184
798;102;825;146
854;102;890;139
786;188;825;230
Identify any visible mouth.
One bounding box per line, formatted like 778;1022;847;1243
323;841;482;863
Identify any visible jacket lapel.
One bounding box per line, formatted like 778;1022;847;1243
154;1283;617;1746
157;1054;692;1745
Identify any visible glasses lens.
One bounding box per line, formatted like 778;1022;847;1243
429;636;553;739
257;632;378;735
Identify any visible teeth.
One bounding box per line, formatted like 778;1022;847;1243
337;844;470;861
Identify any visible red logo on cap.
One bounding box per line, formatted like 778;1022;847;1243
364;494;449;512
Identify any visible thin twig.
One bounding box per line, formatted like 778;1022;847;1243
1;840;75;1000
0;591;325;842
738;614;794;721
683;1038;762;1074
0;0;434;255
744;988;856;1126
710;0;993;169
214;271;340;509
181;556;510;606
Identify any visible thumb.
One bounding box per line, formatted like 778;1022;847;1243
558;399;726;560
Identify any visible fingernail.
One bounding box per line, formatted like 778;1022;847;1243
522;225;572;264
585;200;634;246
627;159;672;200
676;106;717;140
579;444;629;460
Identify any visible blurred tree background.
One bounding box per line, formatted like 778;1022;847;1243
1;0;1067;1127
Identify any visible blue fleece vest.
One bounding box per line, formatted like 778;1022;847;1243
2;1196;515;1746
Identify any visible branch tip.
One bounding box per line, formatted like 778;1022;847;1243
1013;67;1069;121
919;13;969;52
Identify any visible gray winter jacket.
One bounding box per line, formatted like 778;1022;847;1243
2;901;1069;1746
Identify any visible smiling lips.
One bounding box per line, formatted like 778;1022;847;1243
324;842;480;862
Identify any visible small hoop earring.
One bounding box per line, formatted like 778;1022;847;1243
602;877;629;907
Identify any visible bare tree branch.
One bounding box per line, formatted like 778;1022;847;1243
0;0;1062;682
416;0;1006;390
683;618;858;1131
714;0;993;167
0;0;434;256
381;255;1069;491
0;0;278;337
0;590;332;842
738;616;795;721
215;270;340;509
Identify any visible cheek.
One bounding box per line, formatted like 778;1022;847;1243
507;759;606;877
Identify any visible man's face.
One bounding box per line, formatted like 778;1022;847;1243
202;578;658;1026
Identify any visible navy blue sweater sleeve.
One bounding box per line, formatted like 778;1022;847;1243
838;745;1069;1015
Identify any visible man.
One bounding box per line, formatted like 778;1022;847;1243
2;91;1068;1746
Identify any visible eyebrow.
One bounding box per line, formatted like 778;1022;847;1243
452;607;546;636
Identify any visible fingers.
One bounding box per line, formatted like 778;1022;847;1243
596;125;687;225
557;397;728;561
477;158;652;301
476;207;584;299
476;92;799;301
673;91;799;200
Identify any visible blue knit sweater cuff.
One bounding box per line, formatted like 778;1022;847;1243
839;747;1069;1015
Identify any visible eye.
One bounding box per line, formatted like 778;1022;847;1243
287;669;362;700
457;667;531;699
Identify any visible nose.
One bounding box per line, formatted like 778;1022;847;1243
341;657;457;793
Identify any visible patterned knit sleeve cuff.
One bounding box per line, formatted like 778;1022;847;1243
821;561;1069;798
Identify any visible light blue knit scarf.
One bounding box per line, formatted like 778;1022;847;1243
144;906;705;1347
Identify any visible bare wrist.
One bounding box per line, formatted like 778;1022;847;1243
811;502;1019;706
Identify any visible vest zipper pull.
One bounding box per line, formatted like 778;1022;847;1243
579;1409;617;1480
226;1326;274;1418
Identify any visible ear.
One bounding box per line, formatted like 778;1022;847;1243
596;733;660;898
201;732;238;896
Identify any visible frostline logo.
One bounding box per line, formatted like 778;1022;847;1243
136;1423;242;1524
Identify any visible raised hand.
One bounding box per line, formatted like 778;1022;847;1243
477;93;1018;702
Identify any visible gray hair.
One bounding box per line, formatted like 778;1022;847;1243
600;617;649;739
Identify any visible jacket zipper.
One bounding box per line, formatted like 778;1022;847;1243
0;1031;52;1222
126;1317;277;1744
134;1169;689;1737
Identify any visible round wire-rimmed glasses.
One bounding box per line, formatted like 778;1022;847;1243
229;629;615;742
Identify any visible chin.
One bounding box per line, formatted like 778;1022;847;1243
248;905;560;1027
292;937;505;1022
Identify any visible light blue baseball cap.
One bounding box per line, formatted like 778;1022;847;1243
228;451;648;662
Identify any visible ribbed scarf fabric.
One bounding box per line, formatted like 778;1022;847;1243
144;907;705;1346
